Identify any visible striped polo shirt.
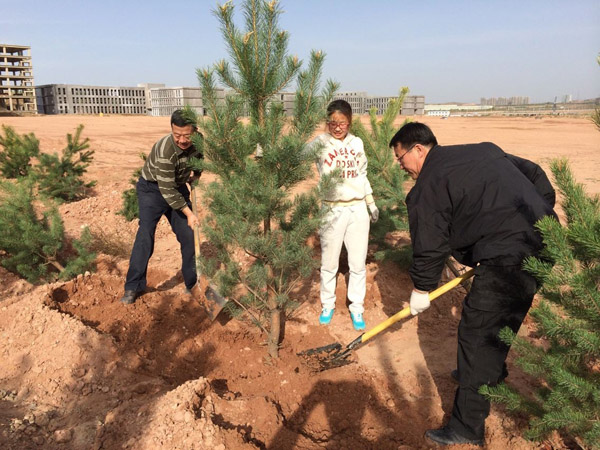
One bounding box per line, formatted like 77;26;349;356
141;134;201;210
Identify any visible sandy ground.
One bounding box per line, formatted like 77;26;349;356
0;114;598;449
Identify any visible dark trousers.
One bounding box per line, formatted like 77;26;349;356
448;265;537;440
124;178;197;292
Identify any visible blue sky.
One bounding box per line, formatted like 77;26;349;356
2;0;598;103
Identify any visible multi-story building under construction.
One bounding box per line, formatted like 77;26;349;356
0;44;37;113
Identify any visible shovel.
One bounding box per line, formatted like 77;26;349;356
298;268;475;372
189;185;228;321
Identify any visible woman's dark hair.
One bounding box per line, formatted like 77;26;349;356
326;99;352;121
389;122;438;149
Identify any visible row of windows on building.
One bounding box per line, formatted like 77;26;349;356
52;86;145;97
150;90;189;98
68;96;145;105
62;105;146;114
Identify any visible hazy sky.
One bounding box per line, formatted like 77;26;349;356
2;0;598;103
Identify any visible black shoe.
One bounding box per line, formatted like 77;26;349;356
120;290;141;305
425;426;483;446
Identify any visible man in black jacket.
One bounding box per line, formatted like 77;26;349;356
389;122;557;446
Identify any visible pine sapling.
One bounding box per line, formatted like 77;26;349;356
0;179;96;283
34;124;96;202
191;0;338;359
351;87;412;264
591;55;600;132
118;152;147;221
0;125;40;178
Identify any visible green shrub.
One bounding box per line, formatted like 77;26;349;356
0;179;96;283
0;125;40;178
118;153;146;221
34;124;96;202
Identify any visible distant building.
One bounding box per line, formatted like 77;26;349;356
426;110;451;117
36;84;147;115
480;96;530;106
149;86;205;117
424;104;493;116
0;44;37;113
270;91;295;115
561;94;572;103
333;92;425;115
138;83;165;113
333;91;368;114
399;95;425;115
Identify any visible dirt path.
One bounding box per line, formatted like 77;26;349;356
1;114;597;449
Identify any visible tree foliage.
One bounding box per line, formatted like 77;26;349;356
118;153;147;221
0;125;40;178
34;124;96;202
0;179;96;283
591;55;600;132
190;0;338;358
481;159;600;448
351;88;412;264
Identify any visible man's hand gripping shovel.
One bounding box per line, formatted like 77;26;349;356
298;268;474;372
189;185;227;321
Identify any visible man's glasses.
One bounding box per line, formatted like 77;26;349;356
396;144;417;163
327;121;349;129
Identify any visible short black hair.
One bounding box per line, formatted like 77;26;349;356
389;122;438;149
170;109;196;128
326;99;352;121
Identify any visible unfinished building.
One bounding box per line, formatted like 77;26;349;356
36;84;147;115
0;44;37;113
149;86;205;117
333;92;425;115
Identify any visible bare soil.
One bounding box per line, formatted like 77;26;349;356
0;114;598;449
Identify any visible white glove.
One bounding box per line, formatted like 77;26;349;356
254;143;263;159
410;290;430;315
367;203;379;223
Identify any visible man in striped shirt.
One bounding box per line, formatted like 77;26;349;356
120;109;202;305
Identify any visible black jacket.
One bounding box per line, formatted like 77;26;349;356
406;143;557;291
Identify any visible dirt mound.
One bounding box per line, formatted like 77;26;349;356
1;255;548;450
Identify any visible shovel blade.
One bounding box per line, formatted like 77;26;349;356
297;342;355;372
190;283;227;321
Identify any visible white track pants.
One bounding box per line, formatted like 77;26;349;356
319;203;370;314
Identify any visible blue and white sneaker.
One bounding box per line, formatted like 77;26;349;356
319;308;334;325
350;312;365;331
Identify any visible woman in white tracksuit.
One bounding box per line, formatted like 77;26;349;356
312;100;378;330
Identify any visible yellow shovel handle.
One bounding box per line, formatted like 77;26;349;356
190;186;201;263
361;268;475;343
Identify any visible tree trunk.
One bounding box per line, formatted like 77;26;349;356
267;306;280;359
49;259;65;273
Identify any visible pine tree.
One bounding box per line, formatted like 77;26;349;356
34;124;96;202
481;159;600;448
0;179;96;283
0;125;40;178
351;88;412;264
118;152;147;221
190;0;337;358
591;55;600;132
